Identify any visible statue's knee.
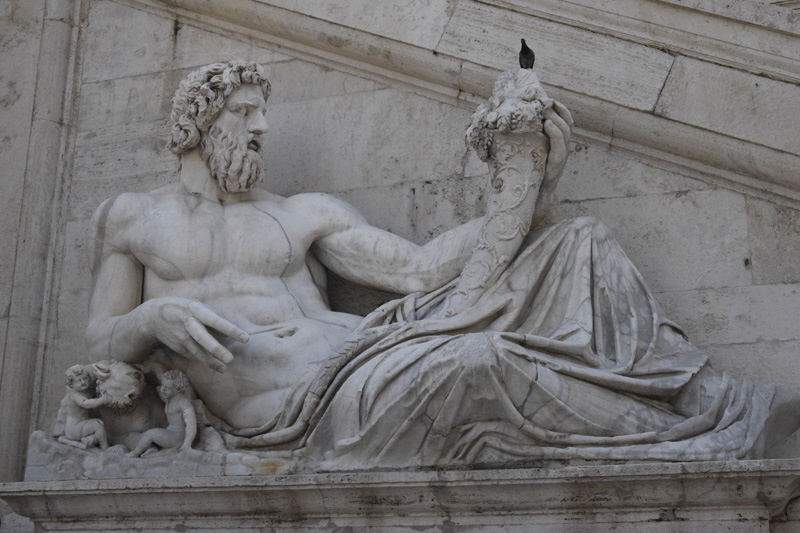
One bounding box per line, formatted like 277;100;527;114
570;215;606;233
454;333;499;374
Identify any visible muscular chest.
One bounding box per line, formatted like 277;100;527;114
131;201;299;281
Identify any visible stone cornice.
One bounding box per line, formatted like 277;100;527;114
487;0;800;84
139;0;800;203
2;461;800;529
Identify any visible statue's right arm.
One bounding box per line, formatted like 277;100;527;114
85;195;248;373
85;194;151;362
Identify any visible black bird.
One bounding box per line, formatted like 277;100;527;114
519;38;535;69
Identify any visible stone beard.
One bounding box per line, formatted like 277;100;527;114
200;124;263;193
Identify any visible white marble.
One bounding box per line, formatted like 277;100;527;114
53;365;113;451
83;60;502;441
31;60;795;474
126;370;197;457
1;6;799;533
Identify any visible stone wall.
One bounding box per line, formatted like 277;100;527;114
0;0;78;483
1;0;799;487
0;0;45;484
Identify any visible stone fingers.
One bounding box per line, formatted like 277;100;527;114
544;108;569;144
162;328;210;369
552;101;574;131
188;301;250;343
184;316;234;372
544;119;567;166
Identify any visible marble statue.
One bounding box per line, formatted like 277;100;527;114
53;365;112;450
126;370;197;457
86;359;171;451
76;59;800;470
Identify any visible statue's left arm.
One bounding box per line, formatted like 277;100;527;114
305;103;569;296
308;195;483;294
532;102;572;226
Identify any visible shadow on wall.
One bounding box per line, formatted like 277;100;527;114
327;271;401;316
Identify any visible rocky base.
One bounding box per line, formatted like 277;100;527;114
24;430;297;480
2;460;800;532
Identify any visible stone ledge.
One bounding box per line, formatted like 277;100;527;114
491;0;800;82
2;460;800;531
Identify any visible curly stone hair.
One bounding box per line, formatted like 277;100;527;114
161;369;190;394
64;364;91;387
167;60;271;155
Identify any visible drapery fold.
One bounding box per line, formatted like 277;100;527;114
222;217;774;468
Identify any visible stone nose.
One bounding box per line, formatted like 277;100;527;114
249;111;268;134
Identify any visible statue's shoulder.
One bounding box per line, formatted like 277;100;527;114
249;188;287;204
90;185;180;240
247;192;362;239
283;192;361;216
285;192;367;230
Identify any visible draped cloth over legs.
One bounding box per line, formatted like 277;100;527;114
223;217;774;468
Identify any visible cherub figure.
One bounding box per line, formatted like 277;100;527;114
126;370;197;457
53;364;112;450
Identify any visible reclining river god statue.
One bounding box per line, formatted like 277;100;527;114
57;59;800;471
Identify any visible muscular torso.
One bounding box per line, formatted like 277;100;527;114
120;188;363;428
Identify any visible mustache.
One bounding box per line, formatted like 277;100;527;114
200;126;263;192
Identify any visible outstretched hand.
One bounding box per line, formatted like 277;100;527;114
146;297;249;372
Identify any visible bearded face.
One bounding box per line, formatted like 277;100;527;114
200;124;264;193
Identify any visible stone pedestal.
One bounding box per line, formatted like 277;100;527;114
3;460;800;532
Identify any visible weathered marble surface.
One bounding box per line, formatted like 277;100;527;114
25;0;800;472
0;0;76;483
5;460;800;532
24;430;294;481
3;0;800;484
27;59;795;475
52;365;113;451
0;0;799;531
